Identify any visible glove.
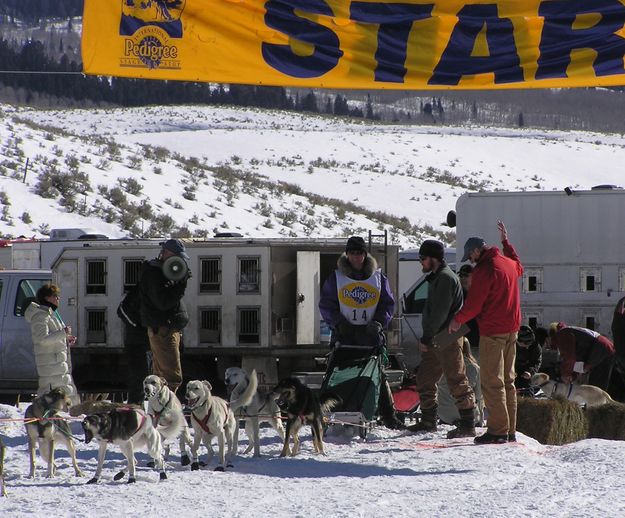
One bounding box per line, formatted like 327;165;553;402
366;320;384;336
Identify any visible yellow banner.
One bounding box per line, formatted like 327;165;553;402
82;0;625;89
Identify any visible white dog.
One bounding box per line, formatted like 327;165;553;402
185;378;255;471
531;372;614;408
225;367;285;457
143;375;192;466
82;406;165;484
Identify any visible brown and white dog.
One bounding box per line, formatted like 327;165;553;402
225;367;285;457
82;405;165;484
25;387;83;479
185;378;256;471
531;372;614;407
271;377;340;457
143;375;192;466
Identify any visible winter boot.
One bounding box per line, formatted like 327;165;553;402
407;406;437;433
474;431;507;445
379;380;406;430
446;408;476;439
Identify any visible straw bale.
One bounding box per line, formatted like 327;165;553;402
516;396;587;445
585;402;625;440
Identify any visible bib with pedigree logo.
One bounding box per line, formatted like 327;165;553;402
336;270;382;325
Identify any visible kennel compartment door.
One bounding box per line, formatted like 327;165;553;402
55;259;79;344
296;251;320;345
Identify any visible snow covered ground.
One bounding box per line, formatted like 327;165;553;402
1;402;623;517
2;103;624;248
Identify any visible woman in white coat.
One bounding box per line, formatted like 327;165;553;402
24;283;80;405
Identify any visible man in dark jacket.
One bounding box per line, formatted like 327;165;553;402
319;236;403;429
549;323;614;391
407;240;476;438
450;221;523;444
515;325;542;391
139;239;190;394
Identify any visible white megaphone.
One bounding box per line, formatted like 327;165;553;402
162;255;188;282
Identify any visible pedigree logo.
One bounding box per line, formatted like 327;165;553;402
339;283;379;308
121;26;180;70
119;1;185;70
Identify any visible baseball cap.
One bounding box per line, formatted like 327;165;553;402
160;238;190;260
461;237;486;262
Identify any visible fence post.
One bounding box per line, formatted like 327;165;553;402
22;157;29;183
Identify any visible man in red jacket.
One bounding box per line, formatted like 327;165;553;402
449;221;523;444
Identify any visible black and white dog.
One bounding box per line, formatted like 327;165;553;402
272;377;340;457
225;367;285;457
82;406;165;484
25;387;83;479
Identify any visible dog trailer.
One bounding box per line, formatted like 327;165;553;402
47;237;400;393
454;187;625;336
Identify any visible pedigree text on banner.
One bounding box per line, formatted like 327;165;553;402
82;0;625;89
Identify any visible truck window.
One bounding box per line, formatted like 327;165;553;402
403;278;428;314
14;279;52;316
238;257;260;293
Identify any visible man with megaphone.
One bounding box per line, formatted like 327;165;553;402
138;238;191;395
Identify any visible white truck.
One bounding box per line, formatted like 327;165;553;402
454;186;624;335
0;270;53;397
45;236;400;394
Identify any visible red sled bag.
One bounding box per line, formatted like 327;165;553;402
393;386;420;413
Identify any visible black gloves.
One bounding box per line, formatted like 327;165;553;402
366;320;384;336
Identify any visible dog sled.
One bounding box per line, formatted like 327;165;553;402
320;343;384;439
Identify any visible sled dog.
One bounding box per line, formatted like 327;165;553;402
143;375;192;465
25;387;83;478
531;372;614;407
225;367;285;457
82;406;165;484
185;377;255;471
271;377;340;457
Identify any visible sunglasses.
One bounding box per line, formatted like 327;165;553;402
419;255;429;261
347;250;365;255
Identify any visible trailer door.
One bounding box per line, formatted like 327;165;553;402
55;259;79;343
296;251;320;345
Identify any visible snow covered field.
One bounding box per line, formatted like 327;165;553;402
1;401;623;518
2;104;624;247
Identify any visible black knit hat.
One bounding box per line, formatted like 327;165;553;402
346;236;367;253
418;239;445;262
518;325;535;344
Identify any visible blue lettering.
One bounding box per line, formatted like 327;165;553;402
350;2;433;83
262;0;343;78
536;0;625;79
429;4;522;86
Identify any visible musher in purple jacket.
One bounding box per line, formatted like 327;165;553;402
319;236;403;429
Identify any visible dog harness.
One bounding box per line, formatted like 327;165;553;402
150;392;172;428
192;399;230;433
540;380;574;399
104;408;147;442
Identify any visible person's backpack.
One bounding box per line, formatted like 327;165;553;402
117;282;142;328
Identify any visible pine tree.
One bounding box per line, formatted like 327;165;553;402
365;94;375;120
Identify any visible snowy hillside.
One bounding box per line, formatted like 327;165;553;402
1;402;624;517
1;103;624;248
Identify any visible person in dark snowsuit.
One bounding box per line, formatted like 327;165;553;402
138;239;190;395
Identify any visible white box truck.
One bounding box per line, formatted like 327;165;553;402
454;186;625;335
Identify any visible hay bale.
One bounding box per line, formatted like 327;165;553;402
516;396;587;445
586;402;625;440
